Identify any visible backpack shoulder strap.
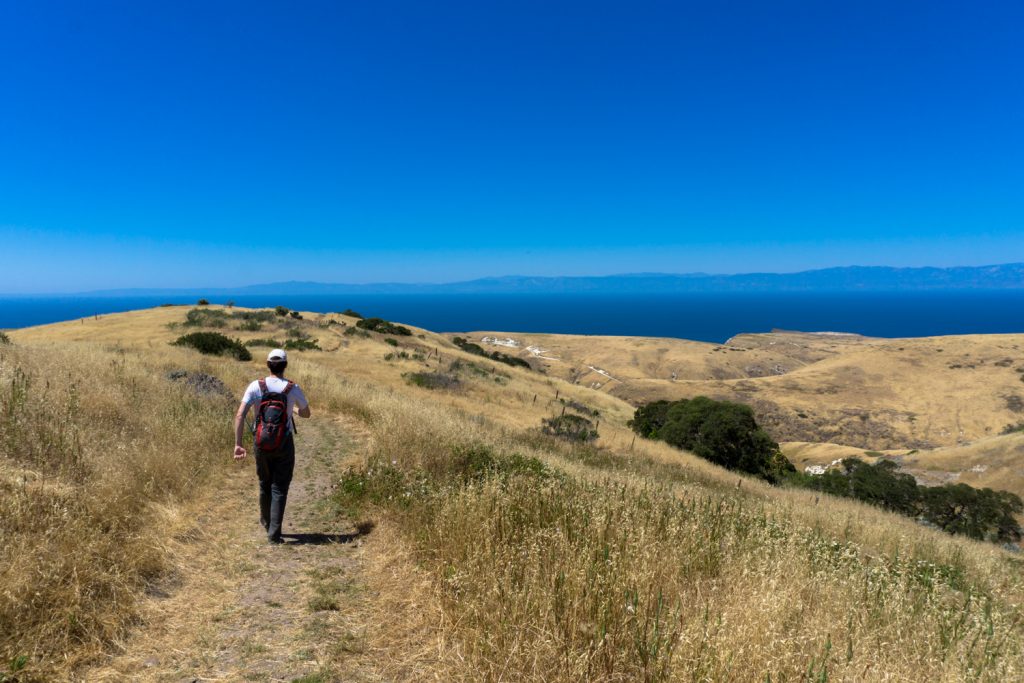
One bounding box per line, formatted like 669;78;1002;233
258;378;268;394
283;381;295;395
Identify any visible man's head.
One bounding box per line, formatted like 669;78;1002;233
267;348;288;376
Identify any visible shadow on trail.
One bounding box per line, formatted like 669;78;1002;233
280;532;359;545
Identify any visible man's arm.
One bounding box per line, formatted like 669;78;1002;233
294;386;311;418
233;401;250;460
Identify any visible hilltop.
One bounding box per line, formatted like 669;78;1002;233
3;305;1023;681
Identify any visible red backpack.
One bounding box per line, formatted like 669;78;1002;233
254;379;295;453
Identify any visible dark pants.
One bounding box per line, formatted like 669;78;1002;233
255;435;295;542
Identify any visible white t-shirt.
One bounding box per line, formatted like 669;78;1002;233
242;376;309;433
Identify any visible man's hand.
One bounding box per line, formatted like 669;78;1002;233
234;402;250;460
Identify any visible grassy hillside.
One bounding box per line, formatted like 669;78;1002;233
466;329;1024;501
467;329;1024;448
4;307;1023;680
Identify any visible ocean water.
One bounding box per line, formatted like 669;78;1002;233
2;291;1023;344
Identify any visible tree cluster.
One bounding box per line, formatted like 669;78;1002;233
800;458;1022;544
629;397;794;483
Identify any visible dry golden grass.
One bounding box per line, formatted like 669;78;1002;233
468;328;1024;451
0;340;236;680
325;371;1024;682
7;306;1024;681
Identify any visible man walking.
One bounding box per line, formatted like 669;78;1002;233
233;348;311;543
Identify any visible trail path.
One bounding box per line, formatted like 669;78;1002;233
86;416;380;682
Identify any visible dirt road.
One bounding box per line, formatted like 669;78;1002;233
85;417;380;682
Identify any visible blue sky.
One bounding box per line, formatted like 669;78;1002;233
2;0;1023;292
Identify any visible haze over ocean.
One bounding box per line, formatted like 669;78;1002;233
4;291;1024;344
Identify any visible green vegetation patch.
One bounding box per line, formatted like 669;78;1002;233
232;309;276;323
794;459;1023;544
542;414;599;443
183;307;229;328
629;397;793;483
560;398;599;417
452;336;531;369
183;307;277;331
357;317;413;336
172;331;252;361
406;371;460;391
343;327;370;338
245;338;284;348
285;338;321;351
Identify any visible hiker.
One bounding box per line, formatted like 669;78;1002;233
233;348;311;543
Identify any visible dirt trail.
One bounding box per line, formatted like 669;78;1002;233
85;416;380;682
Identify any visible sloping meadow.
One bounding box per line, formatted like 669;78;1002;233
0;342;236;679
327;373;1024;682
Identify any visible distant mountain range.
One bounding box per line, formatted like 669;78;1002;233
71;262;1024;297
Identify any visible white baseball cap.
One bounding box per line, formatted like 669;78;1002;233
267;349;288;362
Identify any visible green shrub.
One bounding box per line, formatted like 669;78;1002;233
407;372;459;390
284;338;321;351
290;310;303;320
452;336;531;370
197;298;210;306
172;332;252;361
232;309;276;323
237;319;262;331
630;397;790;482
340;308;364;319
244;338;283;348
384;338;399;347
344;327;370;338
357;317;412;336
183;308;229;328
542;414;598;443
275;306;289;317
0;331;10;345
450;359;490;377
447;445;551;484
561;398;599;417
452;336;487;355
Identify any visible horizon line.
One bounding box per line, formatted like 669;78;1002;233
3;261;1023;297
